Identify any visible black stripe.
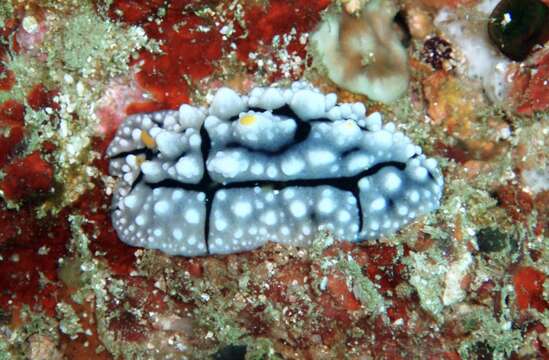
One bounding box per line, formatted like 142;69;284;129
146;161;404;191
199;126;214;254
146;160;405;238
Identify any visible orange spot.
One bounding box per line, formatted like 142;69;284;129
140;130;156;149
239;114;256;126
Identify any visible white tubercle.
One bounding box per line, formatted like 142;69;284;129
210;87;246;119
289;89;326;120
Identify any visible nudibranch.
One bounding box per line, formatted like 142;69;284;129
107;82;443;256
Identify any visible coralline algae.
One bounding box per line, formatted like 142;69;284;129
107;82;443;256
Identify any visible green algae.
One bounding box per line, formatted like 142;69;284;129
458;303;522;359
246;338;282;360
0;2;13;29
0;306;59;360
336;255;387;316
131;232;392;357
67;216;148;359
0;55;46;104
0;340;11;360
132;246;284;358
401;158;517;319
404;250;447;321
189;273;282;359
195;298;247;346
66;215;159;359
17;306;59;341
36;5;156;214
45;9;150;80
22;107;57;155
0;1;159;215
55;302;84;339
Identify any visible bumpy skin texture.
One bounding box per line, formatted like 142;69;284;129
107;82;444;256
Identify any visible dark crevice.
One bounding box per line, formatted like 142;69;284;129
129;172;143;194
109;147;151;160
341;147;362;158
394;10;412;48
268;104;295;118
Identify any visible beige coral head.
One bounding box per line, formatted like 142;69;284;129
311;0;409;103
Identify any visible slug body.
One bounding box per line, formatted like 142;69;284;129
107;82;443;256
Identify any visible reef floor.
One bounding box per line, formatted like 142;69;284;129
0;0;547;359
